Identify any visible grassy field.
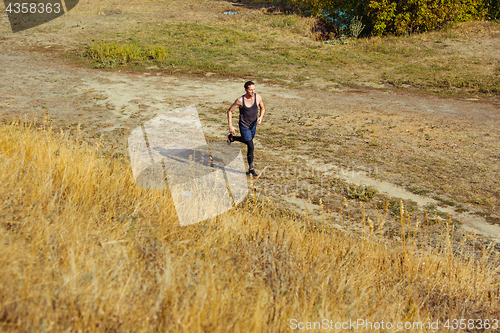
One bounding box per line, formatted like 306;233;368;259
1;1;500;330
0;0;498;98
56;0;500;218
0;121;499;332
76;0;500;97
0;1;498;219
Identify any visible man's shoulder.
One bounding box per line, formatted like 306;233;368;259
233;96;243;106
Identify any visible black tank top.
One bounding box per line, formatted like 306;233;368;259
239;94;258;128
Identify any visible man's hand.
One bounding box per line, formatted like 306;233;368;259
229;125;236;135
257;117;263;125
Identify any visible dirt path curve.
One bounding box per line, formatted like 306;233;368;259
1;45;499;239
306;160;500;239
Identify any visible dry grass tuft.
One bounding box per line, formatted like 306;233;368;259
0;121;499;332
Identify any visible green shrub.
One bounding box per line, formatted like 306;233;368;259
367;0;487;36
264;0;490;36
484;0;500;18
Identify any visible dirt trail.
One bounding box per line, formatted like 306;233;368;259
1;45;499;240
305;160;500;239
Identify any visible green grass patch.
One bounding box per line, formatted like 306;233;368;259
432;195;456;207
474;211;500;225
408;186;432;196
80;15;500;97
86;41;169;68
85;23;262;75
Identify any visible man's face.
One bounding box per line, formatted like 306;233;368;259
245;85;256;97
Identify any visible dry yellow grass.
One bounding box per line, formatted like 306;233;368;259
0;120;499;332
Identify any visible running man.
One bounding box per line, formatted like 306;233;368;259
227;81;265;179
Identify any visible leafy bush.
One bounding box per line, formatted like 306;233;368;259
286;0;369;35
367;0;488;35
484;0;500;19
265;0;491;36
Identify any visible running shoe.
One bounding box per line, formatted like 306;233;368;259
247;168;258;179
227;133;234;145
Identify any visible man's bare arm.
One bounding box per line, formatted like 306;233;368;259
257;95;265;125
227;97;242;135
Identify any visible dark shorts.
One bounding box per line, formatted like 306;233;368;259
239;124;256;142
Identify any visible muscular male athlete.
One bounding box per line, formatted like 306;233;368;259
226;81;266;179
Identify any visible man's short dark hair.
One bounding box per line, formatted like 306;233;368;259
244;81;255;90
